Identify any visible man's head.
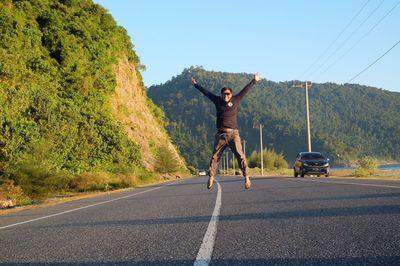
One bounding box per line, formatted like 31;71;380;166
220;87;233;103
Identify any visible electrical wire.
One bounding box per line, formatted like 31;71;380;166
347;39;400;83
309;0;385;80
300;0;371;80
315;0;400;80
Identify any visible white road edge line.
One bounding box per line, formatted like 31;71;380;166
298;178;400;189
0;180;184;230
194;180;222;266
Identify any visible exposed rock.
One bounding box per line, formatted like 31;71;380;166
0;199;14;209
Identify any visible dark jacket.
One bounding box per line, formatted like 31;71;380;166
194;79;256;130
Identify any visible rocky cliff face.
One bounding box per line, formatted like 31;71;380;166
112;57;186;172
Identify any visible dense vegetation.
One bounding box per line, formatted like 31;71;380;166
148;67;400;169
248;149;288;170
0;0;161;204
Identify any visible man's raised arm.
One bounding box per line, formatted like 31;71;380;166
191;78;218;101
236;73;261;100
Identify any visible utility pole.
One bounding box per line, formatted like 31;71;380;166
226;152;229;174
232;152;235;175
293;81;312;152
260;124;263;176
253;123;264;176
221;153;224;175
243;139;246;158
221;153;225;175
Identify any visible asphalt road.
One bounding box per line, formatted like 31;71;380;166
1;176;400;265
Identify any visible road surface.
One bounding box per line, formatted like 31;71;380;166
1;176;399;265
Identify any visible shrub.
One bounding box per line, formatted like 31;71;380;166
274;153;288;169
353;167;370;177
353;156;379;177
248;151;260;168
359;156;379;171
113;173;137;188
248;148;288;170
72;168;156;192
9;163;55;202
0;180;31;206
73;172;112;192
155;144;180;173
186;166;198;175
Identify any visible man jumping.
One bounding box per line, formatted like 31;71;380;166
191;73;261;189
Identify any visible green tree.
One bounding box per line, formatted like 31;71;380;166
155;144;181;174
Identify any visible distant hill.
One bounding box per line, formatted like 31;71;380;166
148;67;400;169
0;0;186;178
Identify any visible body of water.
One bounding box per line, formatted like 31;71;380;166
378;164;400;171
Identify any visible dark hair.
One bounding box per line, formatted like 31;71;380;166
220;87;232;94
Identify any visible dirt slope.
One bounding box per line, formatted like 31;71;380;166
111;57;186;172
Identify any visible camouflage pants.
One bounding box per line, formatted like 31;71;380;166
208;129;247;177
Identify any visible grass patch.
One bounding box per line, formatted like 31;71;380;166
222;167;399;180
0;165;180;210
331;169;400;180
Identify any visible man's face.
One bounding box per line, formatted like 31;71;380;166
221;90;232;103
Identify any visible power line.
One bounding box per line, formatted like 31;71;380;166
309;0;385;80
300;0;371;80
315;0;400;80
347;39;400;83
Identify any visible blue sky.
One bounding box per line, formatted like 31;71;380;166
94;0;400;92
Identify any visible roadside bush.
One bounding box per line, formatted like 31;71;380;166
353;167;370;177
136;168;157;184
113;173;138;188
353;156;379;177
155;144;180;173
71;167;155;192
359;156;379;170
73;172;112;192
248;151;260;168
248;149;288;170
276;168;292;176
273;153;288;169
9;163;55;202
186;166;198;175
0;180;31;206
247;167;261;175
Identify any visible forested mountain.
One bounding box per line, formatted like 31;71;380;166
148;67;400;169
0;0;186;181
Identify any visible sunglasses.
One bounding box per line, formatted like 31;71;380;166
222;92;231;96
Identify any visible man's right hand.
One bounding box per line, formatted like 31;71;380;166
191;78;197;85
254;73;261;82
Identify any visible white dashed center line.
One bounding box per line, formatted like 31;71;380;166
194;180;222;266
